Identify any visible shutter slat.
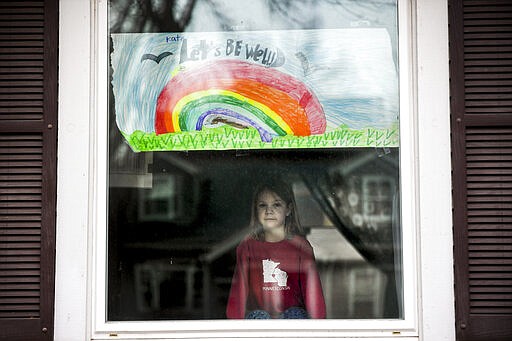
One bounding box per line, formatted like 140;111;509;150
464;0;512;6
469;223;512;229
471;294;512;300
0;304;40;310
0;34;44;41
0;208;42;215
0;28;43;35
0;231;40;237
0;270;40;277
465;25;512;33
466;80;512;87
466;87;512;94
0;249;41;256
467;153;512;160
464;5;512;13
468;237;512;244
0;73;43;80
469;250;512;257
0;1;44;7
466;93;512;100
464;19;512;27
0;291;40;297
466;148;512;155
470;307;512;314
469;265;512;272
464;12;512;19
468;217;512;223
471;300;512;307
464;57;512;64
469;259;512;265
468;196;512;203
468;161;512;168
0;200;42;210
467;202;512;210
470;272;512;279
467;168;512;174
0;284;39;291
0;195;42;202
1;262;40;270
471;288;512;295
467;175;512;182
470;276;512;283
0;80;43;87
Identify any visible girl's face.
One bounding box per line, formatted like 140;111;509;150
256;189;291;241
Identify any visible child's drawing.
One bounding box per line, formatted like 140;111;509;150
111;29;399;151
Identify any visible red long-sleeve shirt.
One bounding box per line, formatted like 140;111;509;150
226;235;326;319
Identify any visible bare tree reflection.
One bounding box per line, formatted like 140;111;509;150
110;0;197;33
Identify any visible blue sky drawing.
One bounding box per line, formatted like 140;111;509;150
111;28;399;135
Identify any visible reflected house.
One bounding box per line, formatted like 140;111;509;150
300;150;399;319
311;150;399;319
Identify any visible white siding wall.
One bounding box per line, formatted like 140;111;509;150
416;0;456;340
55;0;91;339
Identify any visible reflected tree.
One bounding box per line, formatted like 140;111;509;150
110;0;197;33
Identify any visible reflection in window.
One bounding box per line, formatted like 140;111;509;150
108;150;401;320
107;0;402;321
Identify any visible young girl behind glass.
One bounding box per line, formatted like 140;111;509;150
226;179;326;319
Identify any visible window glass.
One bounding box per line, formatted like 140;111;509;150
108;0;402;321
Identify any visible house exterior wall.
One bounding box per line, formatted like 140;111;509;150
54;0;454;340
54;0;91;338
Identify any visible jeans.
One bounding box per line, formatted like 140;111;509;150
245;307;309;319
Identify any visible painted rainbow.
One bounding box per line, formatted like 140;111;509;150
155;60;326;142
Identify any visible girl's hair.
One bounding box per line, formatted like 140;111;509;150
249;178;304;241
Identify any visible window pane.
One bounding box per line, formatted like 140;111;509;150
107;0;402;321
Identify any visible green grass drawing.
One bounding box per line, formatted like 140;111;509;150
123;125;399;152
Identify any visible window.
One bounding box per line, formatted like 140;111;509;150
93;0;417;337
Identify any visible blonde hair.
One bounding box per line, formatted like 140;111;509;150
249;179;303;241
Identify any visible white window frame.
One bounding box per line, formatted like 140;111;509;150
82;0;434;339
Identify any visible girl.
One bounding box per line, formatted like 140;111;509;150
226;179;326;319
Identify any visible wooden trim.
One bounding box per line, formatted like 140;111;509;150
39;0;59;338
449;0;470;337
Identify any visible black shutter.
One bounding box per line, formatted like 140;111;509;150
0;1;58;340
449;0;512;340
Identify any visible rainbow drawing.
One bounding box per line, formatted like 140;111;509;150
154;60;326;142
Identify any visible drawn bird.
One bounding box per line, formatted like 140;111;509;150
295;51;329;76
295;52;313;76
141;52;173;64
